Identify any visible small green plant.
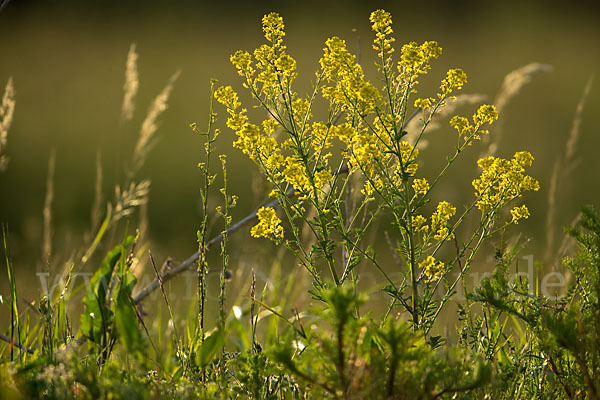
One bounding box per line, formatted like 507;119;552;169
79;233;143;365
270;285;490;398
465;205;600;398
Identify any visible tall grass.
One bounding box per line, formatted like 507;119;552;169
0;77;15;172
481;62;552;158
129;71;179;180
121;43;139;124
42;149;56;265
2;224;21;361
544;76;594;268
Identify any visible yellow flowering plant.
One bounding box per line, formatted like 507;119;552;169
214;10;538;332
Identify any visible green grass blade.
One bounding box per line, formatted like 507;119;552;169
2;224;20;360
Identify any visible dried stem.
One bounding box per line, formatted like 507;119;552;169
544;76;593;265
0;77;15;172
129;71;180;179
42;149;56;264
121;43;139;123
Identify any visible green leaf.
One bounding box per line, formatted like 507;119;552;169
195;328;225;368
171;365;184;380
114;284;142;353
251;297;307;339
80;234;138;345
80;242;125;343
3;225;21;359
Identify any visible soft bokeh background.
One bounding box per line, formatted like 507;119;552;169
0;0;599;324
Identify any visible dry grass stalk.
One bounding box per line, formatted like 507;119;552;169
90;149;104;235
112;180;151;223
481;63;552;157
494;63;553;113
544;76;593;266
42;149;56;263
544;160;560;266
130;203;150;279
552;213;582;293
130;71;180;178
138;201;149;242
558;213;581;258
0;0;11;12
564;75;594;174
121;43;139;122
0;77;16;171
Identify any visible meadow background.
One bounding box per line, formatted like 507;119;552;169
0;0;599;324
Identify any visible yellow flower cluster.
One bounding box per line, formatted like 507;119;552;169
420;256;445;281
412;215;429;232
231;50;254;80
450;104;498;144
332;122;357;144
343;123;420;196
262;12;285;47
412;178;429;195
370;8;443;92
291;98;311;133
255;45;277;86
320;36;380;113
400;141;419;176
473;104;499;125
214;85;240;112
251;207;283;239
370;9;395;58
439;68;467;103
282;156;310;191
214;86;281;164
314;169;332;190
224;13;343;203
472;151;539;211
414;97;434;110
431;201;456;241
414;67;467;111
510;204;530;224
310;122;333;154
349;130;384;193
229;12;297;98
399;41;442;79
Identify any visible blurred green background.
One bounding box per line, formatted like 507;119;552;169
0;0;599;316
